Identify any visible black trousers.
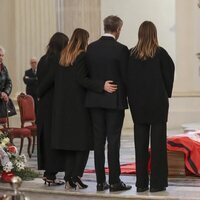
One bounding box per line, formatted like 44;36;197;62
64;150;89;181
90;108;124;184
134;123;168;188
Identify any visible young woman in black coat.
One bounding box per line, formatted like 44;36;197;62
127;21;175;193
38;28;116;189
37;32;69;186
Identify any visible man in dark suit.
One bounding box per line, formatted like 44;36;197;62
23;57;38;114
86;15;131;192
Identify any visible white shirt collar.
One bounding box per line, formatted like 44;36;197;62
103;33;115;39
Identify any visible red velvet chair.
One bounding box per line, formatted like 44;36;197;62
0;117;32;158
17;93;37;154
0;117;6;129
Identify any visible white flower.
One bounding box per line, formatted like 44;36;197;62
0;137;10;148
0;133;27;174
20;154;27;163
0;142;6;148
15;161;25;171
3;161;13;172
2;137;10;145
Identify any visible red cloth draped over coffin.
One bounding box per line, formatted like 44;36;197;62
167;132;200;176
85;132;200;176
84;163;137;174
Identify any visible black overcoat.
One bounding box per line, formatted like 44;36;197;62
127;47;175;123
23;68;38;97
85;36;129;110
38;52;104;151
23;68;38;112
36;54;65;171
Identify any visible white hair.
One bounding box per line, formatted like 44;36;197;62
0;46;5;54
30;56;37;61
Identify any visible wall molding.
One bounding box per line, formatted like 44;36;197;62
173;91;200;97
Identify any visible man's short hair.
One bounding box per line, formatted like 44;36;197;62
103;15;123;33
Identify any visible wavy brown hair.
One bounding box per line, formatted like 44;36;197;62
132;21;159;60
60;28;89;66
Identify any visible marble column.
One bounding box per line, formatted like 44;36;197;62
0;0;57;98
175;0;200;94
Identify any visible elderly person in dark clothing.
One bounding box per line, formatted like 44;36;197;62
23;57;38;114
0;46;12;104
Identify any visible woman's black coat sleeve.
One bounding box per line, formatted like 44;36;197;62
160;48;175;98
37;56;57;98
75;53;104;93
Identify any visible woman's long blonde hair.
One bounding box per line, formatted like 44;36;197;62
132;21;159;60
60;28;89;66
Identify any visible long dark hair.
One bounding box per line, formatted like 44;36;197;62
131;21;159;60
46;32;69;57
60;28;89;66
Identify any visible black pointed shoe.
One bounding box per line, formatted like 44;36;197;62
65;177;77;190
150;187;166;192
137;187;149;192
45;178;65;187
97;182;109;191
109;181;132;192
72;176;88;189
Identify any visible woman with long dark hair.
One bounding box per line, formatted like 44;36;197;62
52;28;116;189
37;32;69;186
127;21;175;193
38;28;116;189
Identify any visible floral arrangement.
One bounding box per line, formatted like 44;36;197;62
0;132;38;182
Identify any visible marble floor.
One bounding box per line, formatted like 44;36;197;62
1;128;200;200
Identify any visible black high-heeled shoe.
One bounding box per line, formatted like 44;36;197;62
45;178;65;186
72;176;88;189
42;177;47;184
65;177;77;189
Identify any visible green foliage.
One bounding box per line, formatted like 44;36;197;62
0;132;7;140
12;167;39;181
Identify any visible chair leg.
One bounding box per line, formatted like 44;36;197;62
32;135;35;154
9;137;14;145
27;136;32;158
19;138;24;155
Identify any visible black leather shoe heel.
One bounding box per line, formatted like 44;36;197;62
137;187;149;192
97;182;109;191
109;181;132;192
150;187;166;192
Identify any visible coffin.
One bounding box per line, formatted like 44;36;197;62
168;150;186;176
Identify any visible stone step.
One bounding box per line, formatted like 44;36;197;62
1;177;200;200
